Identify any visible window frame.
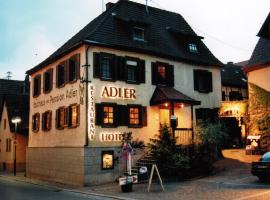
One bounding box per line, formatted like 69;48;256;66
68;54;80;83
32;113;40;132
125;57;139;84
189;43;199;53
193;69;213;93
100;103;117;128
68;104;80;128
42;110;52;131
56;61;66;88
33;74;41;97
56;106;67;130
133;26;145;42
100;53;115;81
101;150;114;170
127;105;142;128
43;68;53;94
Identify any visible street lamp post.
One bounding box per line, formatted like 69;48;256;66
11;116;21;176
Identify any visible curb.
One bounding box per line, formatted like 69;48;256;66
0;175;137;200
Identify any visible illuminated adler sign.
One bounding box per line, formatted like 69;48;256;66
101;86;136;100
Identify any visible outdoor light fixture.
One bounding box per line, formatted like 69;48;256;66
11;116;21;176
164;103;168;107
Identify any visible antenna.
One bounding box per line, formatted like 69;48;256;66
6;71;12;80
102;0;105;12
145;0;149;13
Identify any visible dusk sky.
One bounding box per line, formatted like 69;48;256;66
0;0;269;80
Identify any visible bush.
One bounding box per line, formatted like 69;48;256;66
148;125;190;179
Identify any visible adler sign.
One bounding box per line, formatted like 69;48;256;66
101;86;136;100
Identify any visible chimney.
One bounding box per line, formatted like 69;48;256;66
106;2;115;10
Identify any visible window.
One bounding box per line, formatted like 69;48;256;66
101;57;112;79
4;119;6;130
103;106;114;125
56;61;66;87
44;69;53;93
193;70;213;93
32;113;40;132
42;111;52;131
6;138;11;152
68;104;80;128
128;106;142;127
96;103;147;128
229;91;243;101
152;62;174;86
222;91;226;101
68;54;80;82
56;107;66;129
195;108;219;123
133;27;145;41
189;43;198;53
101;151;114;170
126;59;138;82
33;75;41;97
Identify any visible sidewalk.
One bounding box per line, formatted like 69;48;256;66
0;149;262;200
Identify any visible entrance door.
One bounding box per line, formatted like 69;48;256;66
159;109;170;126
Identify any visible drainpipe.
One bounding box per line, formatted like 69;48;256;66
84;45;91;147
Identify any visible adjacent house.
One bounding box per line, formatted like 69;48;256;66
0;79;29;172
244;12;270;136
219;62;248;146
26;0;222;186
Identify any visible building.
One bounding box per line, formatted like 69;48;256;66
26;0;222;186
219;62;248;146
0;79;29;172
244;12;270;136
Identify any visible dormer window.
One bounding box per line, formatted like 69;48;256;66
189;43;198;53
133;27;145;41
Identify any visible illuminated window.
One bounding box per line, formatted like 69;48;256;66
68;104;80;128
189;43;198;53
32;113;40;132
102;151;114;170
129;107;140;126
101;58;112;79
42;111;52;131
56;107;66;129
152;62;174;86
158;65;166;81
103;106;114;125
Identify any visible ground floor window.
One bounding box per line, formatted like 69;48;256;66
42;110;52;131
32;113;40;132
68;104;80;128
101;151;114;170
56;107;66;129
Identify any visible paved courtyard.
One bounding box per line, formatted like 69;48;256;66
1;149;270;200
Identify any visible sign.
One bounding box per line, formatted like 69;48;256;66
100;132;124;142
101;86;136;100
88;84;95;140
33;88;78;108
119;175;138;185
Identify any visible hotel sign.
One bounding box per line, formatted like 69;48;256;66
88;84;95;141
101;86;136;100
100;132;124;142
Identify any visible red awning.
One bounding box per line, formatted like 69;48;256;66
150;86;201;106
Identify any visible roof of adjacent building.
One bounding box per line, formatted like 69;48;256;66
26;0;222;75
150;86;201;106
246;12;270;71
221;62;247;88
3;95;29;135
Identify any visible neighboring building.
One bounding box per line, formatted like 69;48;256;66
219;62;248;146
244;12;270;136
0;78;29;172
26;0;222;186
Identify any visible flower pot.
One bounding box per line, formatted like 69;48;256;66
121;183;133;192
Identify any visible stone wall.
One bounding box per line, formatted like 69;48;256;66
26;147;85;186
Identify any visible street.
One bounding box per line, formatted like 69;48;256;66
0;178;113;200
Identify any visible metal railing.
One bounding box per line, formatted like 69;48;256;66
174;128;193;145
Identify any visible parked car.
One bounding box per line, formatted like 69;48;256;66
251;152;270;181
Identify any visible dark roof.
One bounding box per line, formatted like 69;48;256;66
258;12;270;39
0;79;26;95
3;95;29;135
221;62;247;88
26;0;222;75
246;38;270;68
150;86;200;106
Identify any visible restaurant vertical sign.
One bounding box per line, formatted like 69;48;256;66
88;84;95;141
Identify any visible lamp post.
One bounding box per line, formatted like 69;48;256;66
11;116;21;176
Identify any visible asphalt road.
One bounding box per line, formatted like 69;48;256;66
0;178;113;200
